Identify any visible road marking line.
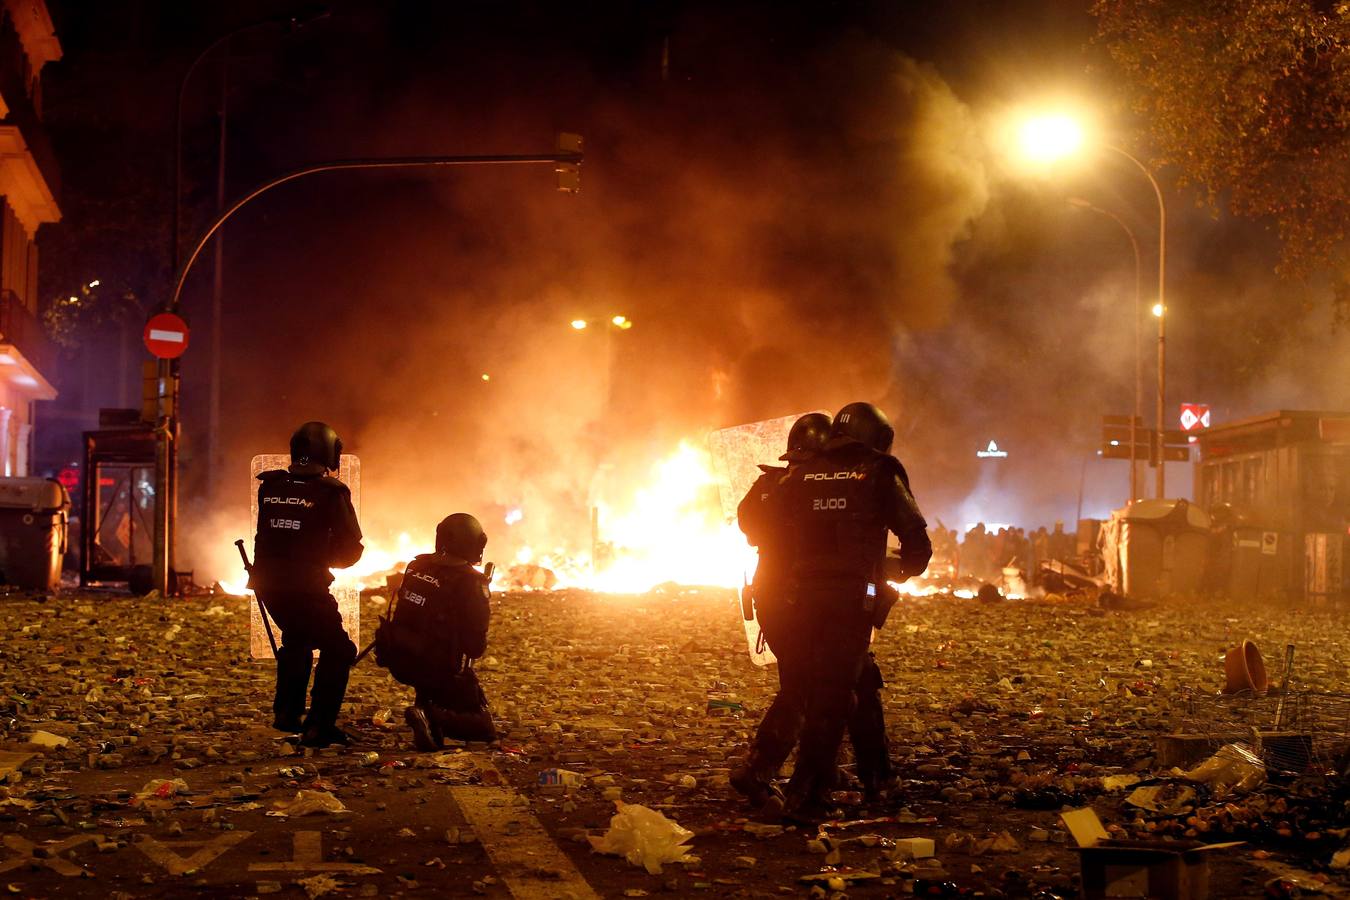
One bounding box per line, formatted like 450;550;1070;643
0;834;101;876
452;755;600;900
136;832;252;875
248;830;381;875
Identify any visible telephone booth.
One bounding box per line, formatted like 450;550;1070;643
80;427;157;591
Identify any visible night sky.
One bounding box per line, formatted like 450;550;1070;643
32;1;1348;574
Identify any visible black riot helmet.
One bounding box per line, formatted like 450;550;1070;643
781;412;832;461
290;421;343;472
436;513;488;563
831;402;895;454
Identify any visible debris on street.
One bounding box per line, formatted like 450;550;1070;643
0;586;1346;895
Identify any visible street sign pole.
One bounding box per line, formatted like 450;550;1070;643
152;358;171;595
143;311;189;596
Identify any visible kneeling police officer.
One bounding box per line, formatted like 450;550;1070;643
252;422;364;748
375;513;497;750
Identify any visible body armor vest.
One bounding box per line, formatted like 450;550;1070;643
255;474;344;577
388;554;491;671
780;447;890;583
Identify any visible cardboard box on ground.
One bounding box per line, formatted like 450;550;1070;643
1061;807;1243;900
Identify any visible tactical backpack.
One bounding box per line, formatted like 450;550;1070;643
373;565;422;686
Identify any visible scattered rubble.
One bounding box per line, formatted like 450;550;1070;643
0;586;1345;895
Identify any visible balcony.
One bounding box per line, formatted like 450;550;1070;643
0;8;58;234
0;288;55;394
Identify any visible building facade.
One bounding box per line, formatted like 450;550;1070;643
0;0;58;477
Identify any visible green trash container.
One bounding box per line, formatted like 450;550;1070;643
0;477;69;590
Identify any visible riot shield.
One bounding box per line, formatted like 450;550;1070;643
708;411;827;667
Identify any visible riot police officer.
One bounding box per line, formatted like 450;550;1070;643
731;412;830;808
732;412;906;811
375;513;496;750
776;402;931;823
252;422;363;748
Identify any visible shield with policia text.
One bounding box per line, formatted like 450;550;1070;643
707;412;828;666
245;454;362;659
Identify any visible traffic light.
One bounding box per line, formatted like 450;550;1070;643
555;132;582;193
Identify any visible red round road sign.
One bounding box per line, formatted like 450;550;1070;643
143;312;190;359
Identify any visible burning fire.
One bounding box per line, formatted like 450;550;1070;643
497;441;754;593
218;437;1023;601
221;440;755;597
562;440;752;593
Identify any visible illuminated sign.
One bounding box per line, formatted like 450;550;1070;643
56;467;79;493
1180;403;1212;432
977;440;1009;459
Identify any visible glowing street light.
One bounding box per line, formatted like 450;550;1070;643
568;315;634;417
1017;114;1085;165
1016;108;1171;499
568;315;633;331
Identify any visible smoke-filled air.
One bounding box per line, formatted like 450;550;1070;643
184;16;995;592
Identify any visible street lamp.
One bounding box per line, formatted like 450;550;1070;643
1068;197;1143;506
567;315;633;573
567;315;633;330
1017;113;1170;499
1017;115;1084;165
568;314;634;415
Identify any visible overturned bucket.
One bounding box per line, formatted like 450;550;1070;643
1223;639;1268;694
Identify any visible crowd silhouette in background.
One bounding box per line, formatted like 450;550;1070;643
927;520;1080;583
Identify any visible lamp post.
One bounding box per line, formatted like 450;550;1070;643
1068;197;1143;506
569;315;633;413
1103;146;1168;500
150;141;585;594
569;315;632;574
171;8;330;516
156;9;331;594
1017;114;1169;499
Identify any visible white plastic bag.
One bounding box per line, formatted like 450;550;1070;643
132;778;189;807
588;802;694;874
267;789;349;817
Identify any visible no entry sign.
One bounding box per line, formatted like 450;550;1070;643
143;313;190;359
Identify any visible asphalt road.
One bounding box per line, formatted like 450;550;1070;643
0;585;1346;898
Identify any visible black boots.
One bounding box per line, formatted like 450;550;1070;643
405;705;443;752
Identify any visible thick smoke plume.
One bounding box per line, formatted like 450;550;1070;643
42;4;1346;582
181;15;992;579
